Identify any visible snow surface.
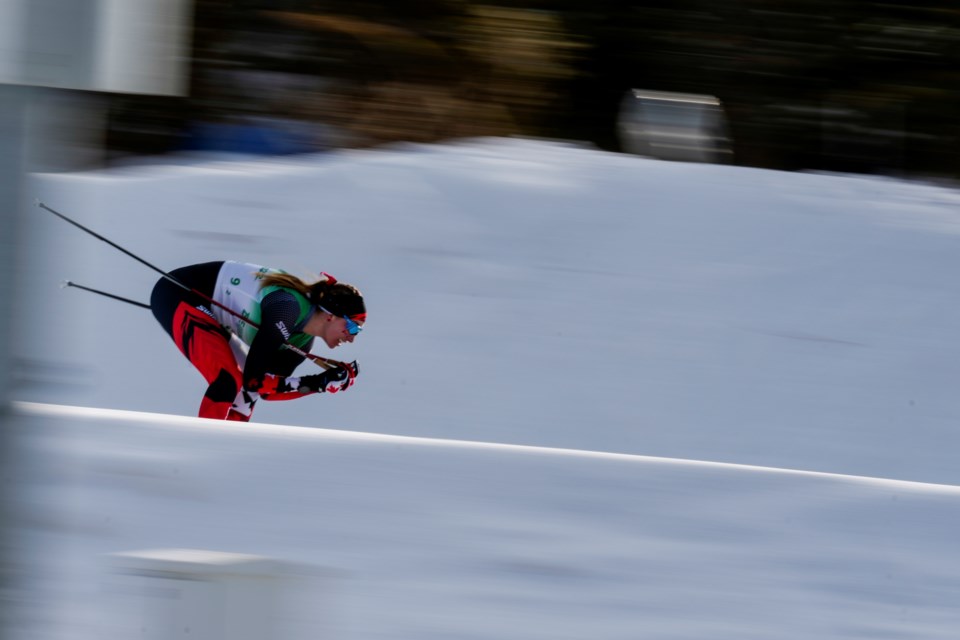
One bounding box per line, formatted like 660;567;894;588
10;138;960;638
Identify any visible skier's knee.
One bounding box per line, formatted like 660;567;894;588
205;368;240;403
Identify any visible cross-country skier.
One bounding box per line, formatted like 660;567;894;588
150;261;365;421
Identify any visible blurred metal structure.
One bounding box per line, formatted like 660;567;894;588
0;2;193;638
617;89;732;164
0;0;193;171
0;83;26;640
0;88;25;406
0;0;192;94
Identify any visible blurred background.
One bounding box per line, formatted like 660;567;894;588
5;2;960;639
6;0;958;178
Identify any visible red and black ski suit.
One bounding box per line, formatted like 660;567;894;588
150;261;314;421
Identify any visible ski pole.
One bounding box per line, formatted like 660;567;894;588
61;280;151;309
40;201;345;371
38;200;190;294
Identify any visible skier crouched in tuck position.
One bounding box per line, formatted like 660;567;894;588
150;261;365;421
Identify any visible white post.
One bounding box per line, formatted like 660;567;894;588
106;549;302;640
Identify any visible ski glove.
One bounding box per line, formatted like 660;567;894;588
298;360;359;394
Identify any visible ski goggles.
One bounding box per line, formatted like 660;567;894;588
319;306;364;335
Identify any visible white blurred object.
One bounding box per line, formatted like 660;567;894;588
0;0;192;172
617;89;732;163
0;0;192;95
105;549;305;640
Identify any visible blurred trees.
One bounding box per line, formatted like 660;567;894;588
105;0;960;178
559;0;960;176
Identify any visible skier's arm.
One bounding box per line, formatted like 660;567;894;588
242;290;314;401
254;356;358;400
243;290;358;400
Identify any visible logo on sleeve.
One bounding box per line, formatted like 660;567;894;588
275;321;291;339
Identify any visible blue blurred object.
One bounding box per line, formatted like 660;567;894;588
182;117;326;155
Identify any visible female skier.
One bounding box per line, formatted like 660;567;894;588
150;261;365;421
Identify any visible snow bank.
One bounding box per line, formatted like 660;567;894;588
10;401;960;639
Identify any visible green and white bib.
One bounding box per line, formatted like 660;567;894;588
212;261;314;348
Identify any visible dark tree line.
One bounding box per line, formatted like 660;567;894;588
106;0;960;178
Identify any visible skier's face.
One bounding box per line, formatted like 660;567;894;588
309;310;363;349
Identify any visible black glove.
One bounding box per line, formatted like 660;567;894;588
298;361;359;394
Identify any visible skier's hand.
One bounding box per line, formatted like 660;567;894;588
298;361;359;394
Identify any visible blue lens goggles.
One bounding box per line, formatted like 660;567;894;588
344;315;363;336
320;306;363;335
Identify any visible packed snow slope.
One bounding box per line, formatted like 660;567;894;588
13;138;960;640
11;402;960;640
18;137;960;485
